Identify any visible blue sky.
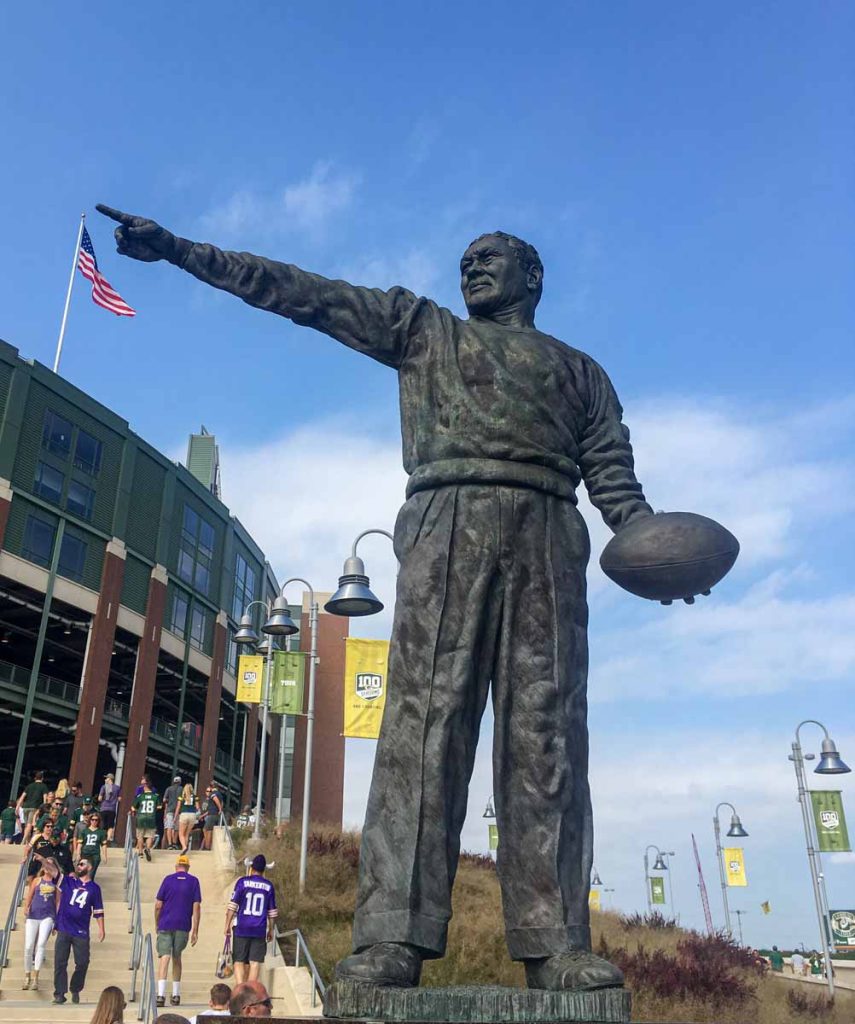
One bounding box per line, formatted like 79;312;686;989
2;3;854;950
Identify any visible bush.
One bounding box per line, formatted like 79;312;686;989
787;988;835;1018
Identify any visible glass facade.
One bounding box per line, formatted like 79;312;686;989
178;505;215;596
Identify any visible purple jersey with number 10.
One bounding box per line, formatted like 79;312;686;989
228;875;278;939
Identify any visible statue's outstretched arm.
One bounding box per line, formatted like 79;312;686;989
97;204;418;368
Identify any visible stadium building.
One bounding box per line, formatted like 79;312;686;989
0;339;345;834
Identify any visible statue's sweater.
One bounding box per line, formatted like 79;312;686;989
174;239;651;532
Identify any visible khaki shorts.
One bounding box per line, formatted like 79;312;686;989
138;826;157;841
156;930;189;957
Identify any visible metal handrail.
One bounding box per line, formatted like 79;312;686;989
218;811;238;868
276;927;325;1006
0;851;32;985
136;933;158;1023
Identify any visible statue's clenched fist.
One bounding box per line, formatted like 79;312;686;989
96;204;180;263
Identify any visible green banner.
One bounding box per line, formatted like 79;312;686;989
830;910;855;949
811;790;851;852
650;876;666;905
488;824;499;851
269;650;306;715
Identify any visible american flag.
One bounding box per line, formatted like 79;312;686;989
78;226;136;317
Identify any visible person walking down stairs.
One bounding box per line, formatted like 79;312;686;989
21;856;61;991
52;855;105;1004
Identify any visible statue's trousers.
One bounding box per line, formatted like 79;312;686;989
352;483;593;961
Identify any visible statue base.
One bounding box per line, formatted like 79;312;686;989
323;979;631;1022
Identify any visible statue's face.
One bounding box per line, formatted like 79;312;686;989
460;235;531;316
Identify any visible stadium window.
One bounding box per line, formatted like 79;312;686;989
226;627;239;675
58;533;87;583
42;410;72;458
34;461;64;504
22;514;56;567
170;591;189;638
232;552;257;621
178;504;216;596
189;605;208;651
66;479;95;521
74;430;102;476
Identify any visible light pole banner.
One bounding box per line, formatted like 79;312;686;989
810;791;851;852
829;909;855;950
650;876;666;904
724;847;747;886
488;824;499;850
343;638;389;739
269;651;306;715
589;889;601;911
236;654;264;704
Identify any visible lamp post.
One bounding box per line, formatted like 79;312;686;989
233;600;277;842
713;801;748;938
790;719;850;997
662;851;677;918
644;844;669;912
262;579;319;893
591;868;603;887
733;908;748;946
324;529;394;617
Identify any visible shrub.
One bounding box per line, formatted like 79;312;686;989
787;988;835;1019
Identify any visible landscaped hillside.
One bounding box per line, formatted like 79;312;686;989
241;824;855;1023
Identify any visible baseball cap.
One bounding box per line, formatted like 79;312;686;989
176;854;190;867
251;854;267;872
173;776;182;783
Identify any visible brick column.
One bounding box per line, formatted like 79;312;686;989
0;478;12;550
197;612;227;796
240;705;259;809
68;539;127;796
290;599;347;827
115;565;167;843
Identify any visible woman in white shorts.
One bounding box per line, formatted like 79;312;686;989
21;858;60;991
177;784;199;854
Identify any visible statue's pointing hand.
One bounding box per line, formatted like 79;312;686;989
95;204;179;264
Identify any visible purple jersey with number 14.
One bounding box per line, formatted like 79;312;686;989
228;875;277;939
56;875;104;937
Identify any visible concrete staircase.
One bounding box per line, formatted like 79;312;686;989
0;833;323;1022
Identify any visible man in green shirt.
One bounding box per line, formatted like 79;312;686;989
78;813;107;879
17;771;49;844
768;946;785;972
1;800;18;843
132;783;161;862
37;800;71;842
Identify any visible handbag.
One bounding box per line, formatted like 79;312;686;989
216;935;234;979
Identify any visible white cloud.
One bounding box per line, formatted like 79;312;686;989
336;248;442;298
197;161;358;243
219;418;404;627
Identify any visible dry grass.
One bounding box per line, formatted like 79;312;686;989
244;824;855;1023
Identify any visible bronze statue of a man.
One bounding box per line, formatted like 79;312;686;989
98;205;654;991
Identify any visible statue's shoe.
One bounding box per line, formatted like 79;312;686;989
525;950;625;991
334;942;423;987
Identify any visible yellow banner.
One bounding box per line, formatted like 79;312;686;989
588;889;601;911
724;846;747;887
236;654;264;704
343;638;389;739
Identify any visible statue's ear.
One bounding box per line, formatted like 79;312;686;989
527;265;543;293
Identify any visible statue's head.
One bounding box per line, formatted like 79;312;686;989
460;232;543;319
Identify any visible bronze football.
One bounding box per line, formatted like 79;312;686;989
599;511;739;603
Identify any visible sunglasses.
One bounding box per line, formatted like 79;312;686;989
246;998;273;1009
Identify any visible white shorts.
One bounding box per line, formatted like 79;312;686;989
164;813;176;830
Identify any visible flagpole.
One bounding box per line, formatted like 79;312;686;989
54;212;86;375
